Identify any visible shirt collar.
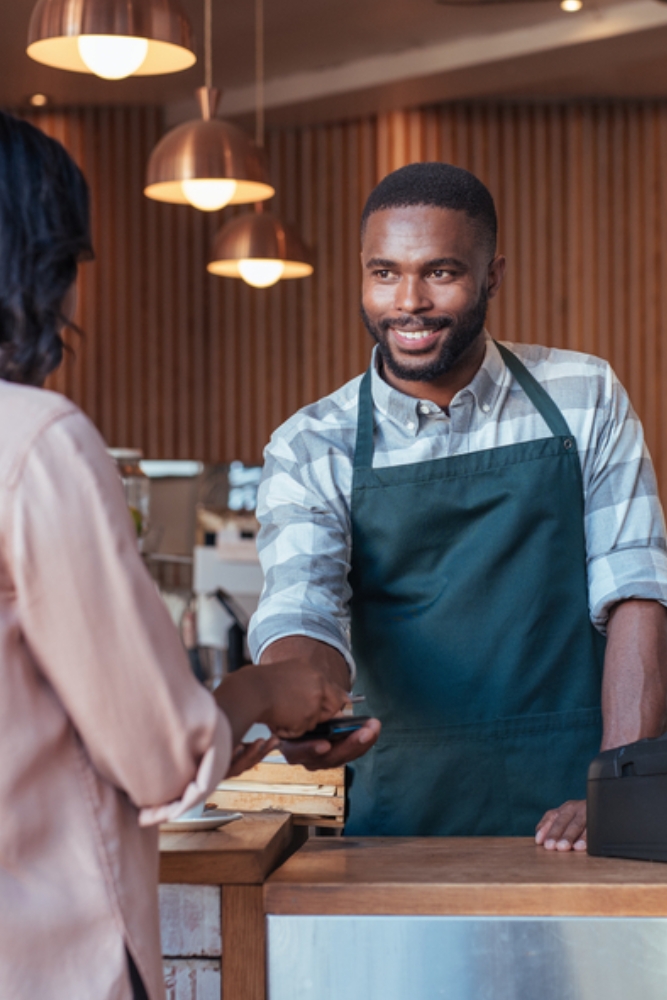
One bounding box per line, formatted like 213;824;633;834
369;333;507;435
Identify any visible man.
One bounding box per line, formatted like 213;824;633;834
248;162;667;849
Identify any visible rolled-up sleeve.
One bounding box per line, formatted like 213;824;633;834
584;364;667;629
9;411;232;823
249;426;356;679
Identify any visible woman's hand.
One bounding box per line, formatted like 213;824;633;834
224;736;279;778
214;660;349;746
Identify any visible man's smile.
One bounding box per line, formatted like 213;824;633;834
386;324;447;353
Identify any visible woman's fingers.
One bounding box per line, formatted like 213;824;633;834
224;737;279;778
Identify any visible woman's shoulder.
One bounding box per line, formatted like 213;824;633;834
0;378;78;417
0;382;83;486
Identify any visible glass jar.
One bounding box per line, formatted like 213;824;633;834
108;448;150;550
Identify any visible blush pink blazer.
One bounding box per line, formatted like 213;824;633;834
0;382;232;1000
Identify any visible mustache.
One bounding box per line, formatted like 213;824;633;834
378;315;453;334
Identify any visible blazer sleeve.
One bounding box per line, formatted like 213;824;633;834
8;408;232;822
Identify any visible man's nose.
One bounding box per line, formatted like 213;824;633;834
395;275;432;313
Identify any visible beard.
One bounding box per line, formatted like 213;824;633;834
361;285;489;383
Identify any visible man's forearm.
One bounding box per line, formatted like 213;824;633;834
260;635;352;691
537;598;667;851
601;598;667;750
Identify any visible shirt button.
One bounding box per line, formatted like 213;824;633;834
418;403;430;415
482;403;491;413
406;421;416;431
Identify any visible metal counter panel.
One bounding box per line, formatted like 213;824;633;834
267;915;667;999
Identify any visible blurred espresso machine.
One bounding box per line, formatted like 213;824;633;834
193;527;263;685
125;458;263;690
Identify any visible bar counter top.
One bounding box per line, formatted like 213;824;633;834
159;811;299;884
265;837;667;916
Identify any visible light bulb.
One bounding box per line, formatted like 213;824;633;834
237;259;285;287
77;35;149;80
181;179;237;212
560;0;582;10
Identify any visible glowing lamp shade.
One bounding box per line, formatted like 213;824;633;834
208;210;314;287
145;88;274;209
77;35;148;79
560;0;582;10
237;259;285;288
181;179;237;212
27;0;195;77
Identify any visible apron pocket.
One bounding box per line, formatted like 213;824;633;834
347;708;601;837
501;707;602;835
347;729;513;837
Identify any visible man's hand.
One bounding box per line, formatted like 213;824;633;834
535;800;587;851
261;636;381;767
214;660;348;746
258;660;350;739
536;602;667;853
280;717;382;770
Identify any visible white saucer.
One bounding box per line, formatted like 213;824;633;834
160;810;242;832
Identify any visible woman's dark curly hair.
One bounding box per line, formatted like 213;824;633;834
0;112;93;386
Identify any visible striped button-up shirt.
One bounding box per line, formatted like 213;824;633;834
249;335;667;676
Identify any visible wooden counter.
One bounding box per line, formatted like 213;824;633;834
265;836;667;916
160;810;298;884
159;812;304;1000
264;839;667;1000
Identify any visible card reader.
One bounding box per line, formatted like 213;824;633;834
587;733;667;862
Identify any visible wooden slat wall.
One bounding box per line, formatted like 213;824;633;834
26;107;377;464
377;104;667;491
20;102;667;496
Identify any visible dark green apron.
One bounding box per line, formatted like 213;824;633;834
346;343;605;836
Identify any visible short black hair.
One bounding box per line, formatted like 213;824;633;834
0;112;93;385
361;162;497;259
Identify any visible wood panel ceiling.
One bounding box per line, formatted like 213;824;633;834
6;0;667;125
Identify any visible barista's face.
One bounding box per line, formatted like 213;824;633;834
361;205;505;396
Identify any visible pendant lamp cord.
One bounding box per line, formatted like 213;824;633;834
204;0;213;91
255;0;264;148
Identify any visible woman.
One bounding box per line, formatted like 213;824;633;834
0;112;345;1000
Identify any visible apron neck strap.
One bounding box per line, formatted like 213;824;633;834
354;369;375;469
354;342;573;471
494;341;572;438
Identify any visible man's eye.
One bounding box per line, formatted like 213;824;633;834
375;269;392;279
430;269;451;279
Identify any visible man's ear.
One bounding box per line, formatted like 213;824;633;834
487;255;506;300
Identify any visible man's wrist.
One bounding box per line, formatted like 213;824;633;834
261;635;351;690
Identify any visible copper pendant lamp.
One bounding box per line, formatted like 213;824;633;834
207;0;313;286
434;0;584;8
207;203;313;287
144;0;273;212
27;0;196;79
